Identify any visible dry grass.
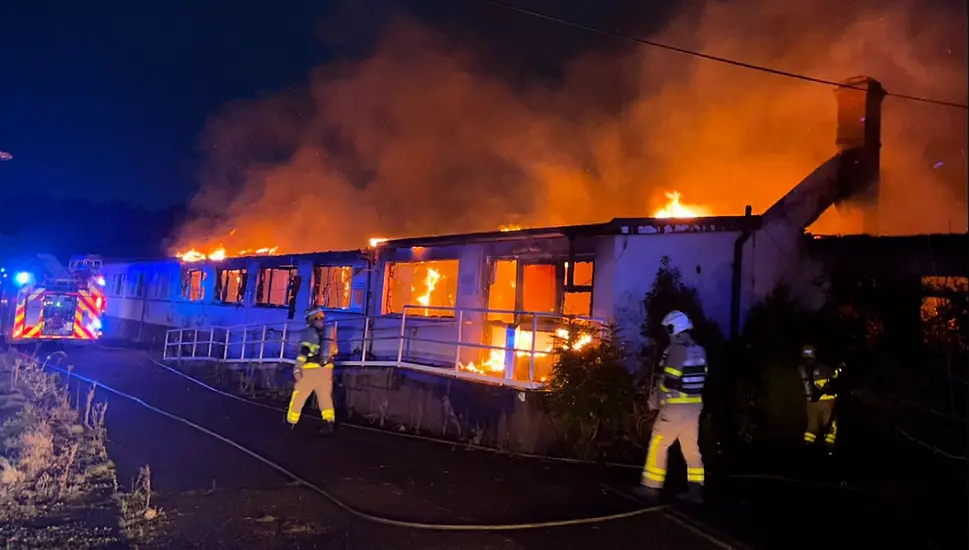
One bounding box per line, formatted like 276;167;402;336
0;350;125;549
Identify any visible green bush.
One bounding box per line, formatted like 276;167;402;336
546;323;634;459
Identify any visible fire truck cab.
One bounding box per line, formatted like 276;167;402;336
0;254;106;343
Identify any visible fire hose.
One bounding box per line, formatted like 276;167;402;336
18;347;756;547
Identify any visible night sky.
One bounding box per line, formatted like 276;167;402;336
0;0;668;209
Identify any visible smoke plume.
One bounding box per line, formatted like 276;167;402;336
176;0;968;254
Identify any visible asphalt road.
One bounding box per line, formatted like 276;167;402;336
45;345;735;550
38;344;967;550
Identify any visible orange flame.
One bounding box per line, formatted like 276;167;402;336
460;327;594;378
653;191;712;219
176;245;278;262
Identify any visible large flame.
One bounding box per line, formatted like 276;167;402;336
176;245;279;262
414;267;442;316
653;192;713;219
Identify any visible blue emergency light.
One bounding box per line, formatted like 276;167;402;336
14;272;33;286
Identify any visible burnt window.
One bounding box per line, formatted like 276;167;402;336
383;260;458;317
180;269;205;301
255;267;298;307
311;265;357;309
486;258;595;321
132;272;145;298
215;268;248;304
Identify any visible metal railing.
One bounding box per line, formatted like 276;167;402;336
162;306;605;389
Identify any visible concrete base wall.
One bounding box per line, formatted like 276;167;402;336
172;359;560;455
338;366;558;454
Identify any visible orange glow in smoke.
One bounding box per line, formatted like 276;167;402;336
652;191;713;219
368;237;389;248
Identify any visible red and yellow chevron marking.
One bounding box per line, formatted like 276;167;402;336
73;307;95;339
12;289;45;339
77;289;100;318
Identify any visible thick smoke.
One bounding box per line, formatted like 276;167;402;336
176;0;967;254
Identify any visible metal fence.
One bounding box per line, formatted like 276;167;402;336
162;306;604;388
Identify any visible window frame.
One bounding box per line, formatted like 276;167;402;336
310;264;358;310
214;267;249;305
382;259;460;318
486;256;595;323
179;268;206;302
254;266;299;308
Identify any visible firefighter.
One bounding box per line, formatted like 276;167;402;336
797;345;840;452
286;306;337;435
635;310;707;504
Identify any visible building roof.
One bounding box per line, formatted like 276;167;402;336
378;215;761;249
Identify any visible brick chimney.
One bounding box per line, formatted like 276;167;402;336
834;76;886;234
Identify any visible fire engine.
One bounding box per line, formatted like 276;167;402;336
0;254;106;343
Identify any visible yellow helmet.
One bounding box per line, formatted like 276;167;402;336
304;306;325;323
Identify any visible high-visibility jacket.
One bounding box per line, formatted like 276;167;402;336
798;361;840;402
297;326;335;368
658;334;707;405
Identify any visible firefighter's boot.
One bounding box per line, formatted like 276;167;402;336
677;484;704;505
318;421;335;437
629;484;663;504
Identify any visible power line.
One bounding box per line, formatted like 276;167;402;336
477;0;969;111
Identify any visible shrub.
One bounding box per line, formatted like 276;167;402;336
546;323;634;459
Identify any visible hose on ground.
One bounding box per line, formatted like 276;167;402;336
38;357;673;533
134;348;872;494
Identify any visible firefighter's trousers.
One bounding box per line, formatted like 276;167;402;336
287;365;335;424
804;399;836;447
641;403;704;489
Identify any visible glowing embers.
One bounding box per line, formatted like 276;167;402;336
653;191;712;219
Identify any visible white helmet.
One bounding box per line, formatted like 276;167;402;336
662;310;693;335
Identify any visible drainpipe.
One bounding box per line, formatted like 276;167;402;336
729;205;753;341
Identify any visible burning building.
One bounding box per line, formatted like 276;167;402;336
100;77;893;384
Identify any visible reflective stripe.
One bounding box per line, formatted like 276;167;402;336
686;467;705;483
804;432;817;442
287;391;302;424
322;408;336;421
301;362;334;370
664;366;683;377
667;396;702;404
643;434;666;488
819;394;836;401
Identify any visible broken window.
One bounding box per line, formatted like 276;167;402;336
256;267;297;307
486;260;517;323
563;261;594;317
485;258;595;320
312;265;354;309
383;260;458;317
215;268;248;304
180;269;205;301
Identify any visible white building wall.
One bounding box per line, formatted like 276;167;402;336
602;231;741;346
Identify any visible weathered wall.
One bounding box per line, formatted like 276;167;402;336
338;366;558;454
599;231;741;348
173;359;560;455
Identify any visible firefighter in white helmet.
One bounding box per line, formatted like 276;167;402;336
798;344;840;452
635;310;707;504
286;306;338;435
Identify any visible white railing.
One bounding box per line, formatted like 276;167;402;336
162;306;605;389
